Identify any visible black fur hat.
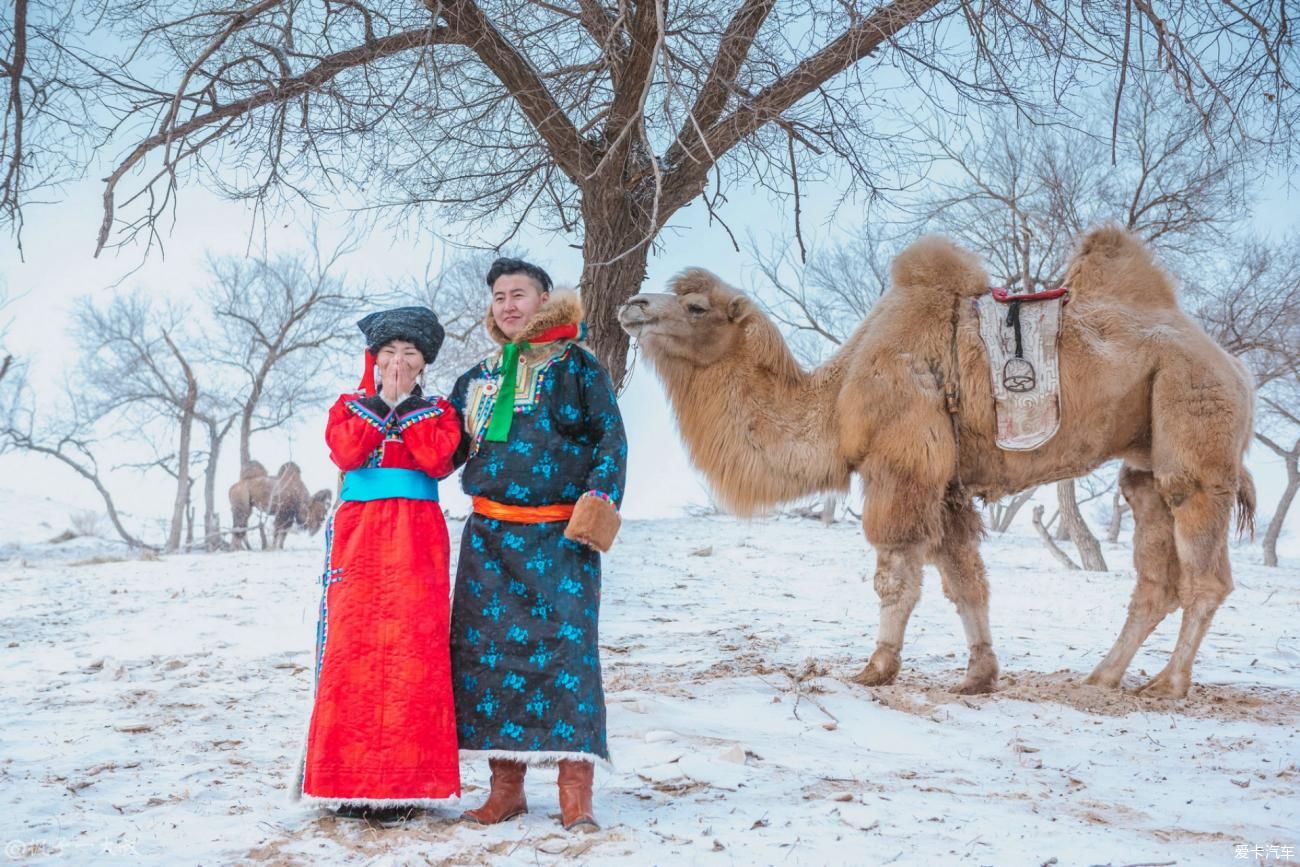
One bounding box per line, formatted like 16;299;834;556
356;306;445;364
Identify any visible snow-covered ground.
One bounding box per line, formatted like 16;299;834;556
2;500;1297;866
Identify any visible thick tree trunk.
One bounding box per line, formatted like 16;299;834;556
1057;479;1107;571
579;195;654;387
1262;458;1298;568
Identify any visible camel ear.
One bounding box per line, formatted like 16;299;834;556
726;296;750;323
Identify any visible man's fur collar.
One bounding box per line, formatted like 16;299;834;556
486;288;584;346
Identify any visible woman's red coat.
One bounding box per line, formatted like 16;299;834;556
301;394;462;802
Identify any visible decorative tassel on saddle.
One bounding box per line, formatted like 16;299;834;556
1002;299;1036;392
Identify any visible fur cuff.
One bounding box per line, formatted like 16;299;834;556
564;492;620;552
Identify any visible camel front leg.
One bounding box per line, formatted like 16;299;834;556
852;546;924;686
932;500;999;694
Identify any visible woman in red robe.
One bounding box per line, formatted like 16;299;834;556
295;307;462;823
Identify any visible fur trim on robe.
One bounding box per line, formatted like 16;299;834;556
460;748;615;771
564;492;621;552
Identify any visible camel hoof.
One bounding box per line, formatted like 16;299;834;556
1083;669;1122;689
953;647;999;694
951;676;997;695
1135;673;1188;700
850;666;897;687
850;651;900;687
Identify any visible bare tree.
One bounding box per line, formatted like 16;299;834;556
203;232;365;469
1;389;153;549
1190;235;1300;567
195;400;238;551
72;292;210;553
1032;504;1079;571
914;77;1255;291
750;223;896;365
64;1;1292;387
1054;479;1107;571
0;1;96;254
0;290;149;546
1256;409;1299;568
986;488;1036;534
1191;237;1300;391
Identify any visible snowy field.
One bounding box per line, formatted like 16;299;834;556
1;493;1297;866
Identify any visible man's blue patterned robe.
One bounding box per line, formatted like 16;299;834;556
448;295;627;765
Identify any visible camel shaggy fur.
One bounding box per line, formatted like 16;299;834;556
619;226;1255;699
229;461;332;550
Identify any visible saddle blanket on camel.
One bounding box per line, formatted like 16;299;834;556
975;286;1067;451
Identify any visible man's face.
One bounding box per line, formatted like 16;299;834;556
491;273;549;340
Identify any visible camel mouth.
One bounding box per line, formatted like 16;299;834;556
617;308;657;336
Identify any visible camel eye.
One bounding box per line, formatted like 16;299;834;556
686;302;708;316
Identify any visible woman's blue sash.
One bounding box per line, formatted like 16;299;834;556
340;468;440;502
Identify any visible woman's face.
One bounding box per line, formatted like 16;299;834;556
491;274;549;340
375;339;425;388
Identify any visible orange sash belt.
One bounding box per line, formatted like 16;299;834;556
472;496;575;524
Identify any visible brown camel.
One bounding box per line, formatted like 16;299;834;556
619;226;1255;699
229;461;332;550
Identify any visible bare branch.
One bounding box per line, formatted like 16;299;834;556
97;24;461;255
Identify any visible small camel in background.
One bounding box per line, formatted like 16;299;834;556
229;461;332;550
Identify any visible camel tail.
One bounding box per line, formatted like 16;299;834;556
1235;467;1256;540
890;235;988;298
1063;224;1179;308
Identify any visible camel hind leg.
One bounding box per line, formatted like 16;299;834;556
1136;478;1234;698
930;496;998;694
1130;362;1245;699
1086;467;1180;688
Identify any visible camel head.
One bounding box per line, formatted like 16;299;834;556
618;268;755;367
305;489;333;535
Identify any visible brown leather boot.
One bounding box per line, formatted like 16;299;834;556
463;759;528;825
557;759;598;832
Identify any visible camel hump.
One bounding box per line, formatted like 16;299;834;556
240;460;268;480
1063;224;1178;308
277;461;302;480
889;235;988;298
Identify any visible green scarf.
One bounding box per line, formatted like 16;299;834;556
484;340;528;442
